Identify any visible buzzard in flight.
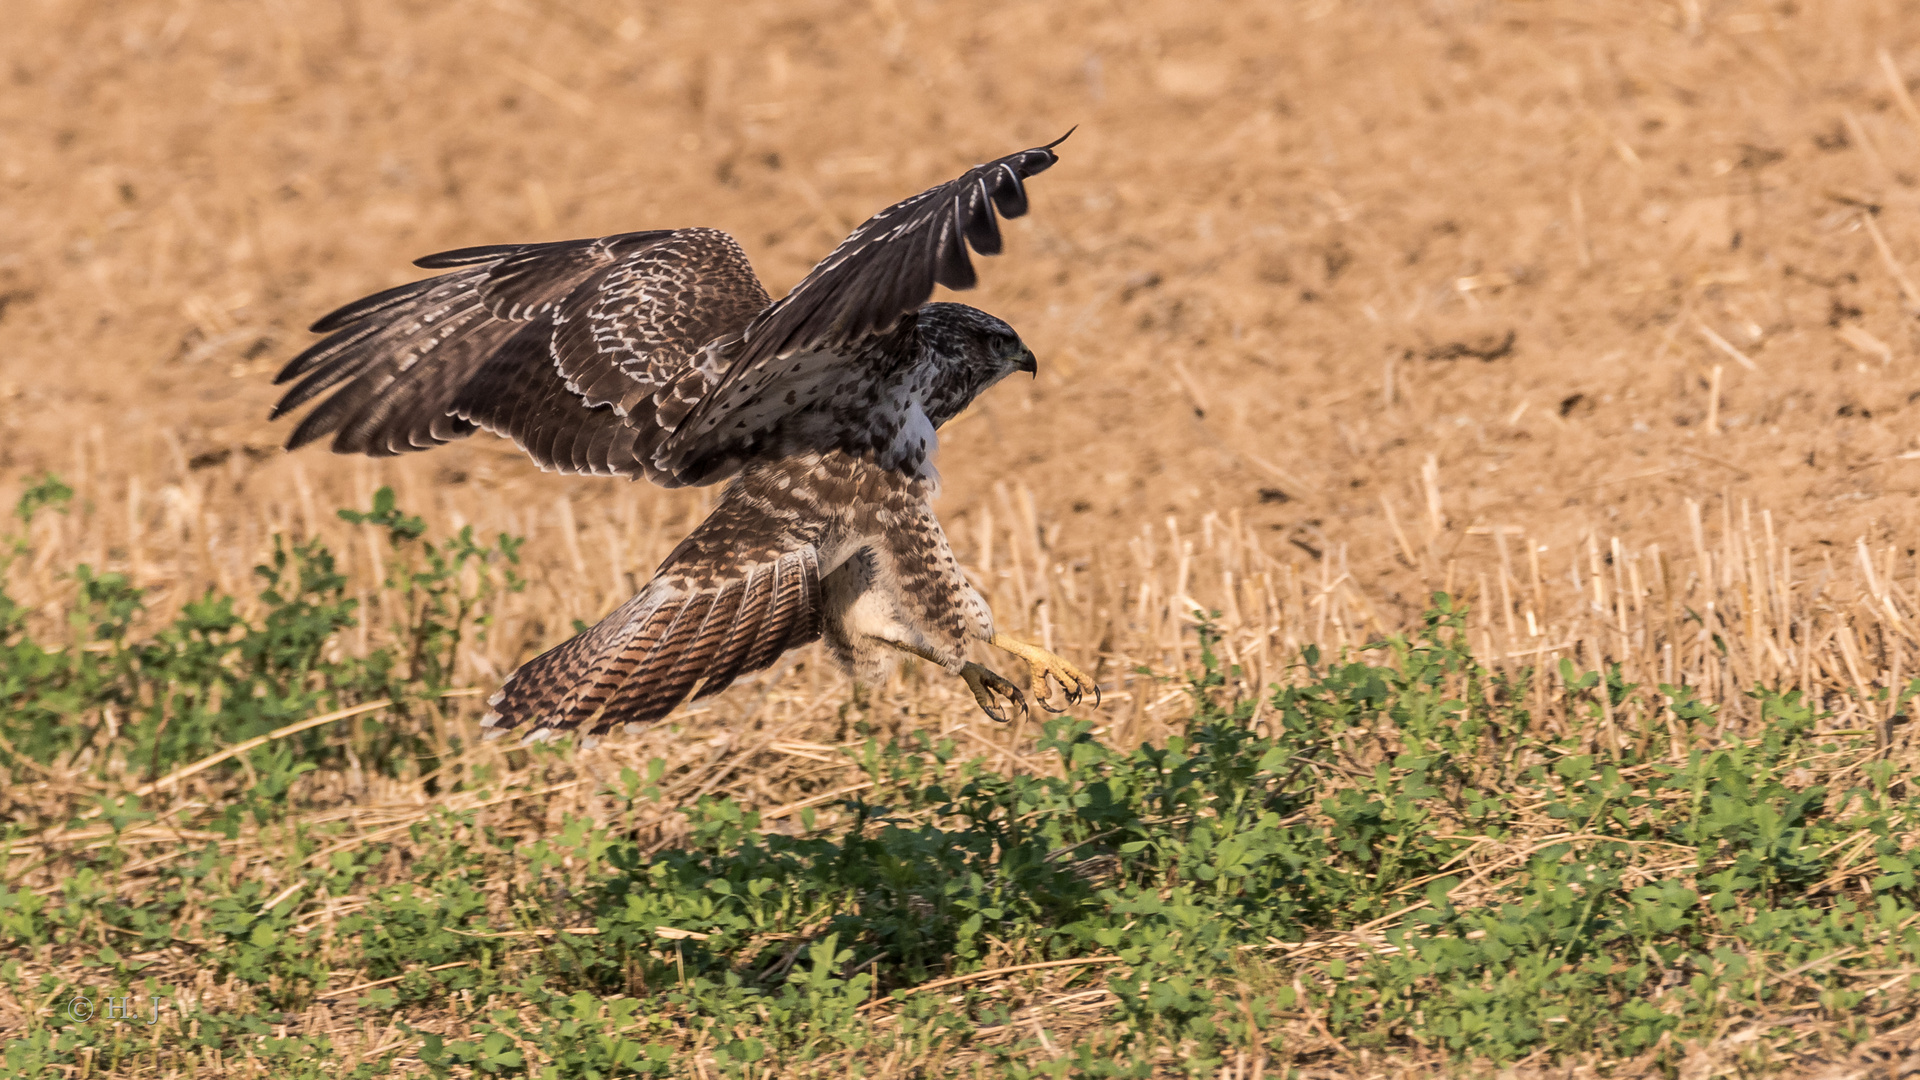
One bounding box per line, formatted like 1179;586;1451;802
270;133;1096;744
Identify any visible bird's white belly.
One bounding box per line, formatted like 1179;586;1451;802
837;584;925;653
819;543;973;678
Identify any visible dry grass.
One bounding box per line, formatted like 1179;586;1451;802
7;0;1920;1075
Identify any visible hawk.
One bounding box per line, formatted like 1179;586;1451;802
270;133;1096;744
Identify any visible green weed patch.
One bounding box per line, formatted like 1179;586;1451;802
1;482;1916;1077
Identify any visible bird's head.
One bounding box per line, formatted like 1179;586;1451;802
913;302;1036;427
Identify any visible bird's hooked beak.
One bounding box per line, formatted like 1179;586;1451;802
1017;346;1038;378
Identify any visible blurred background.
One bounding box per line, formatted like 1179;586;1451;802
4;0;1920;740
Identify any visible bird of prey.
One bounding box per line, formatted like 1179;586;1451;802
269;132;1097;744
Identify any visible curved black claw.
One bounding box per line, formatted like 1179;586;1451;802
1035;681;1070;714
962;662;1028;724
1034;667;1100;714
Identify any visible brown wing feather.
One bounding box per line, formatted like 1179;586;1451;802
271;228;768;481
480;454;834;740
656;132;1067;481
481;548;822;740
481;592;673;731
598;582;741;723
446;324;642;476
735;553;825;677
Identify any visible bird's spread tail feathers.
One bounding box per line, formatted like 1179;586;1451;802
480;546;823;744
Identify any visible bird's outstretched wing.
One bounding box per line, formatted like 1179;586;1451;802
657;131;1071;482
273;134;1067;484
481;464;829;740
269;228;770;483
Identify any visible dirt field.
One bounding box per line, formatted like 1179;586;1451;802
8;0;1920;695
6;0;1920;1074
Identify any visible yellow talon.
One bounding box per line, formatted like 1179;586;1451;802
875;635;1084;723
961;662;1027;723
988;633;1100;713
